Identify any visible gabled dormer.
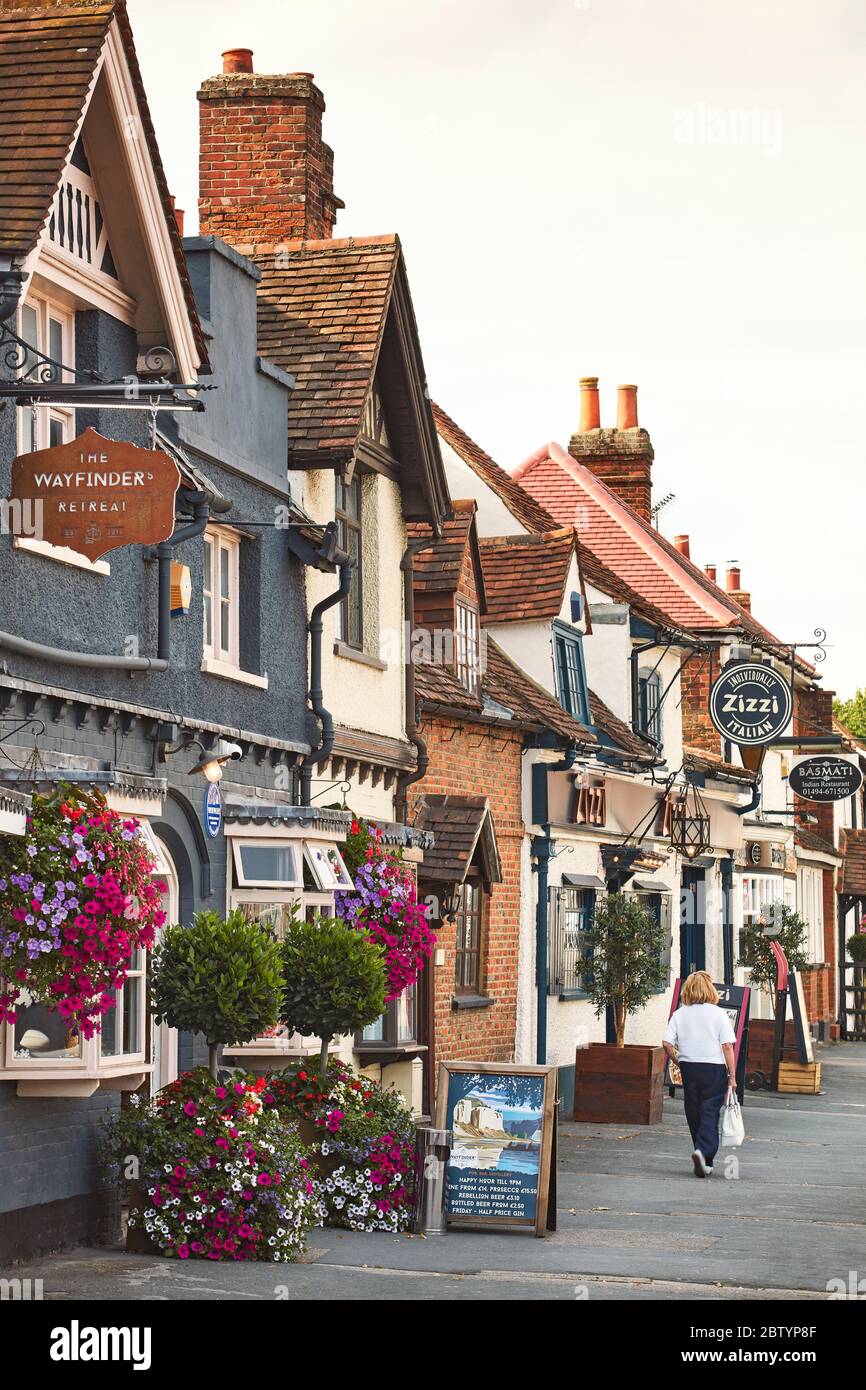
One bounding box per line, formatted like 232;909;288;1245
1;0;207;398
410;499;486;696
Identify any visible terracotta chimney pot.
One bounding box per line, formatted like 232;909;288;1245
222;48;253;74
726;564;741;593
674;534;690;559
704;562;717;583
617;383;638;430
579;377;600;432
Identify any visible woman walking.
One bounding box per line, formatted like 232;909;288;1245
663;971;737;1177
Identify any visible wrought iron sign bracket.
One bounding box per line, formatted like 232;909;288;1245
0;321;213;412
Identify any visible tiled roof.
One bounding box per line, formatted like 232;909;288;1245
515;442;734;631
414;654;485;719
431;401;557;534
255;234;399;461
590;690;656;762
683;746;755;785
0;2;112;261
414;794;502;885
0;2;208;366
795;827;841;860
479;529;574;623
408;500;479;598
579;543;677;632
514;440;812;671
482;637;597;747
840;829;866;895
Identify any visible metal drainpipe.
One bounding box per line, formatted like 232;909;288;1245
721;853;734;984
395;540;429;823
155;493;210;663
0;630;167;672
735;783;761;816
532;746;579;1064
298;559;353;806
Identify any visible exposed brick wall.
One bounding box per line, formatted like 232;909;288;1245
681;648;723;754
410;717;524;1099
567;428;655;524
197;72;339;247
799;963;833;1024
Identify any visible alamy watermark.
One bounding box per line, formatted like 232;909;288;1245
674;103;783;158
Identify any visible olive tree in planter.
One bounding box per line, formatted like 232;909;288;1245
574;893;669;1125
151;909;283;1079
281;915;387;1083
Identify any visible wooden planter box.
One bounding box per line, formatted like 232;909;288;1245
573;1043;665;1125
778;1061;822;1095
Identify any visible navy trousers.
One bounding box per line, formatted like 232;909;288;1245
679;1061;729;1165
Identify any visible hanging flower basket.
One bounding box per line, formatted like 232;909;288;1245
0;787;166;1038
335;818;435;999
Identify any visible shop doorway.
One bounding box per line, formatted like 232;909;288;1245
680;866;706;979
151;838;179;1096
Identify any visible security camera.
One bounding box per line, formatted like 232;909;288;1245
216;739;243;762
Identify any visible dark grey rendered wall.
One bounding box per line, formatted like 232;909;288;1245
0;236;313;1260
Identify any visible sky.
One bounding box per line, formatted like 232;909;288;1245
129;0;866;699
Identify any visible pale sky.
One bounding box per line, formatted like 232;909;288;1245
129;0;866;699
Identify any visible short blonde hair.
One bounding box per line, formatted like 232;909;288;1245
680;970;720;1006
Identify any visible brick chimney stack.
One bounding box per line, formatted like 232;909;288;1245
197;49;344;250
568;377;655;524
725;562;751;612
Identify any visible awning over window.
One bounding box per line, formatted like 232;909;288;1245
561;873;606;890
630;878;672;894
414;794;502;886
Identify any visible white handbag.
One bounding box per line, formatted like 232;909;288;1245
719;1087;745;1147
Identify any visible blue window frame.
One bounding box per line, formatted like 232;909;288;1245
548;886;596;997
637;667;662;744
553;623;590;723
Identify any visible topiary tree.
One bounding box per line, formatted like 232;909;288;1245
737;902;810;1005
847;933;866;965
581;894;668;1047
151;909;283;1079
281;915;387;1082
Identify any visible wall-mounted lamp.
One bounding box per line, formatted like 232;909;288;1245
155;728;243;782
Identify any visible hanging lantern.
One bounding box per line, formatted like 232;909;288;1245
669;781;712;860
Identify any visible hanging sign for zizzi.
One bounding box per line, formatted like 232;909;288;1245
789;755;863;803
8;427;180;561
708;661;792;746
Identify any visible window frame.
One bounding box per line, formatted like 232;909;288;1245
637;667;663;744
335;473;363;649
356;982;418;1051
547;885;596;998
455;598;481;694
231;838;304;890
553;622;590;723
203;526;241;668
454;875;485;997
16;293;76;456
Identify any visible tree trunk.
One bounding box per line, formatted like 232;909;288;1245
615;997;626;1047
319;1035;331;1085
208;1042;220;1080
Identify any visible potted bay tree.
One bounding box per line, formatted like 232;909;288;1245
573;893;668;1124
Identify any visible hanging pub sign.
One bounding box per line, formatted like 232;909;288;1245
434;1062;557;1236
788;755;863;804
8;427;180;562
708;661;792;746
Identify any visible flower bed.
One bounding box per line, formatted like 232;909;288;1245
335;817;435;1000
267;1058;417;1232
0;788;165;1037
99;1069;324;1262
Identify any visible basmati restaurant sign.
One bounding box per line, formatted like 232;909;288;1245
9;427;180;561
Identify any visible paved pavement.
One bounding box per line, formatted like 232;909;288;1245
6;1042;864;1301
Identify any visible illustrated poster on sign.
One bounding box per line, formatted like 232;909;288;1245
443;1070;545;1223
